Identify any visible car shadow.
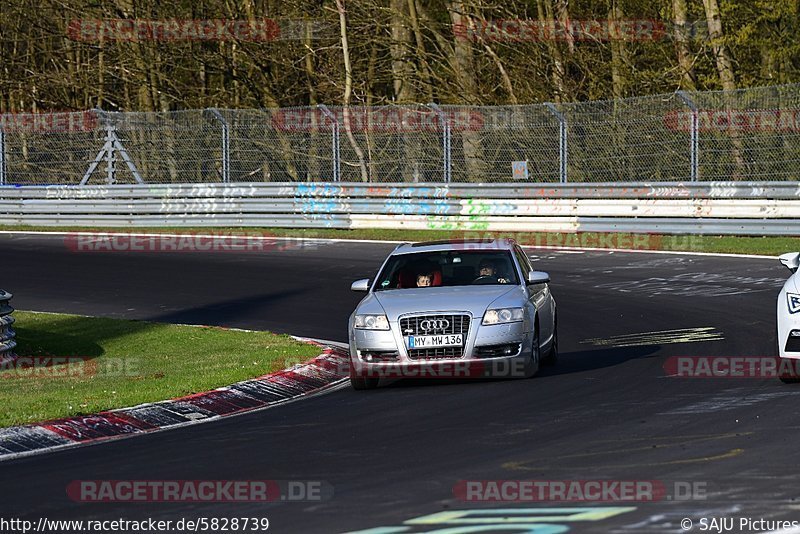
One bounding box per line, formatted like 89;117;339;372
538;344;662;377
379;344;661;389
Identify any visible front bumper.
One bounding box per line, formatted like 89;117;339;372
778;287;800;360
780;329;800;360
349;313;532;379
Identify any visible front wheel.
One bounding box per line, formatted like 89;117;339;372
350;374;379;390
776;355;800;384
541;323;558;367
522;329;539;378
778;356;800;383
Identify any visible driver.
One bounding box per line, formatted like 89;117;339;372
477;259;510;283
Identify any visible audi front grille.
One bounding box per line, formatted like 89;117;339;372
400;314;470;360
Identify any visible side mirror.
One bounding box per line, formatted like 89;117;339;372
527;270;550;284
779;252;800;274
351;279;370;292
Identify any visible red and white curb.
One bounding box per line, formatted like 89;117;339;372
0;341;350;461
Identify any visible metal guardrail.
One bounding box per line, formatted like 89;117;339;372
0;291;16;363
1;182;800;235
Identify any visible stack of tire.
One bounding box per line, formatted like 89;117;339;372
0;290;15;364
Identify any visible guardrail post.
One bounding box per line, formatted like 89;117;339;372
317;105;340;182
545;103;568;183
209;108;230;183
428;103;451;183
677;91;699;182
0;126;5;186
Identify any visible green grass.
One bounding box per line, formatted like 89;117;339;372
0;311;320;428
1;225;799;256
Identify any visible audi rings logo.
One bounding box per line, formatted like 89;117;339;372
420;319;450;331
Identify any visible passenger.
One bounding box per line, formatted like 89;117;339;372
416;273;433;287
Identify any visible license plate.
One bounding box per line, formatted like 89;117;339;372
406;334;463;348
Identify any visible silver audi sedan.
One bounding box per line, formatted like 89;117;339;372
348;239;557;390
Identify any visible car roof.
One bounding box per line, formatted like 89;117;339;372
392;238;518;255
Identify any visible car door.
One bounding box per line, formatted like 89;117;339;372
514;245;554;347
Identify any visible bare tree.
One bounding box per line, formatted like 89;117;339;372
336;0;369;182
447;1;486;181
702;0;746;176
702;0;736;92
672;0;697;90
535;0;568;101
608;0;629;100
390;0;415;103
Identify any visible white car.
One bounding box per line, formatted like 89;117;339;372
778;252;800;382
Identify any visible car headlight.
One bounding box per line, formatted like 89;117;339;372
354;314;390;330
482;307;524;325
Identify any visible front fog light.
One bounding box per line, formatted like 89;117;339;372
482;307;524;325
354;314;390;330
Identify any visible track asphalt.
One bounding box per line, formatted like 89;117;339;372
0;233;794;533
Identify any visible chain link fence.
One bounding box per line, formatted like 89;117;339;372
2;83;800;185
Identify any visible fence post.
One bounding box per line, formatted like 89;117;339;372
544;103;568;183
428;103;451;183
105;121;116;184
209;109;230;183
0;126;5;186
676;91;699;182
317;105;340;182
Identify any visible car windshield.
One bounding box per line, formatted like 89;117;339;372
374;250;519;290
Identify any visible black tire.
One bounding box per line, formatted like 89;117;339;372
350;375;380;390
523;328;539;378
541;321;558;367
778;357;800;383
